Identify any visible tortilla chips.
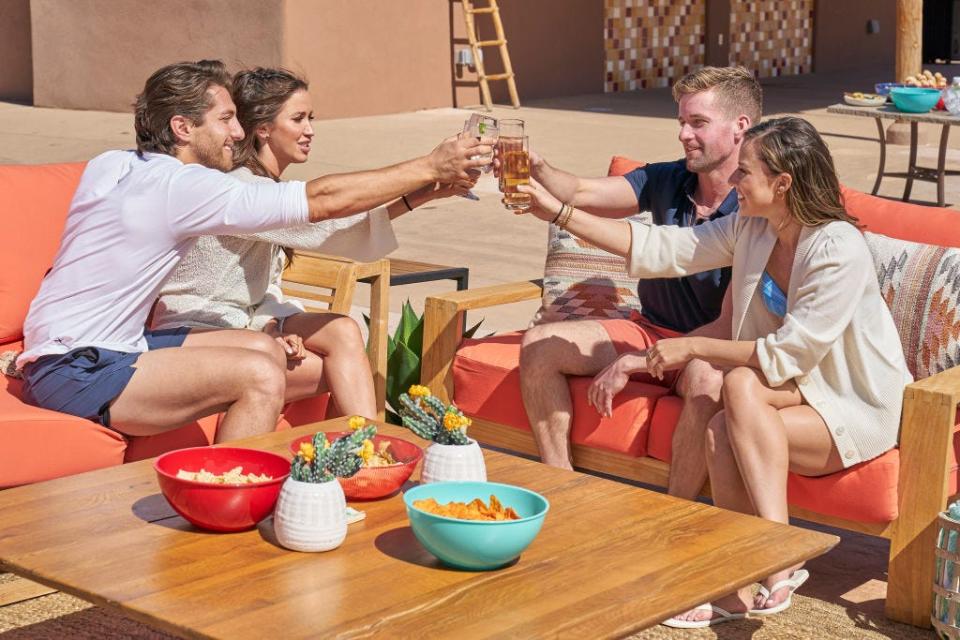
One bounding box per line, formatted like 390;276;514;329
413;494;520;521
176;466;273;484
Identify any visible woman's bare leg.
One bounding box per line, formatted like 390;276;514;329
721;366;844;611
283;312;377;419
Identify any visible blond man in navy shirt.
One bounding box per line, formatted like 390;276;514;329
519;67;762;500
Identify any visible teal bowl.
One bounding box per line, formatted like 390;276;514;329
403;481;549;570
890;87;942;113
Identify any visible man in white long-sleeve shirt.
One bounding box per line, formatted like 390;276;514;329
17;59;490;442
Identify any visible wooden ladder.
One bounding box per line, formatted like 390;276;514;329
461;0;520;110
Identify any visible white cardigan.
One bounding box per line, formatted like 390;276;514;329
626;214;913;468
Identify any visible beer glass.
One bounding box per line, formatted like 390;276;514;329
500;135;531;213
496;119;525;196
462;114;499;172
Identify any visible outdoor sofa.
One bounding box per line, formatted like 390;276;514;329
0;162;333;488
420;156;960;628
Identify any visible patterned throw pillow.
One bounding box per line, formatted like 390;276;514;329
532;156;648;326
865;231;960;379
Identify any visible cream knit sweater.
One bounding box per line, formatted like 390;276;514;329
151;167;398;332
627;214;913;468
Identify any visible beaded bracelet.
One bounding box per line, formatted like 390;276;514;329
550;201;565;224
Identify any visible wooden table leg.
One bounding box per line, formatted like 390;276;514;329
872;116;887;196
903;121;919;202
366;260;390;420
936;124;950;207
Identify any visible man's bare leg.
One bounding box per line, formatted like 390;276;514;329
667;358;724;499
108;345;287;442
519;320;619;469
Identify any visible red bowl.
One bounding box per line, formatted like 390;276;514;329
154;447;290;532
289;431;422;500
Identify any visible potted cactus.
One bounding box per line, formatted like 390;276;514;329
399;385;486;484
274;426;375;552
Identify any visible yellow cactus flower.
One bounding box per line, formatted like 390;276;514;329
443;412;463;431
460;415;472;429
348;415;366;431
298;442;316;463
359;439;374;464
408;385;431;398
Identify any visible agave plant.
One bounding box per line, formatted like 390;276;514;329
368;300;482;424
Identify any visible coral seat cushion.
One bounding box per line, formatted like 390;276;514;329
452;331;666;457
0;341;126;488
0;163;86;343
646;396;958;524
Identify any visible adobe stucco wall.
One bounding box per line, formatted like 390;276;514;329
0;0;33;103
282;0;452;120
30;0;283;111
813;0;895;73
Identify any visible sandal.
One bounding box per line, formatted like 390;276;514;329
749;569;809;616
662;603;746;629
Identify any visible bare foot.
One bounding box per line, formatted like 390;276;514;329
670;590;751;624
754;564;804;611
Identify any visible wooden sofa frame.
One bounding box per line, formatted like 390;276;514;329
420;279;956;628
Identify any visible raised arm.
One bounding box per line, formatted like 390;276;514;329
304;136;491;222
531;155;640;218
517;179;737;275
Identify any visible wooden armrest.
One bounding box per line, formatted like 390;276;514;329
887;364;960;620
424;279;543;311
420;280;543;402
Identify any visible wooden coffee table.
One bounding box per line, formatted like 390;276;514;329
0;418;837;638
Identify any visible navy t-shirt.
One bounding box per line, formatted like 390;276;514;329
622;159;735;333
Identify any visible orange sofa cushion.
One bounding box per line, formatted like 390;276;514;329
452;332;668;457
647;396;902;523
0;342;126;488
122;393;331;462
0;163;86;344
843;186;960;248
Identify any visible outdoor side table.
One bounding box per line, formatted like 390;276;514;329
383;258;469;291
376;258;471;331
826;103;960;207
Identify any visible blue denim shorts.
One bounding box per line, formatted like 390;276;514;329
21;327;190;428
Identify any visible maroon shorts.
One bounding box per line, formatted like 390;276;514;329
595;311;684;388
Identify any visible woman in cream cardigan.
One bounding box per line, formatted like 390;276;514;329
517;117;911;628
152;68;465;419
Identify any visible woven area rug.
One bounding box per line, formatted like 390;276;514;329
0;524;937;639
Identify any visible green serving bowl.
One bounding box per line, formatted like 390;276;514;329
890;87;942;113
403;481;549;570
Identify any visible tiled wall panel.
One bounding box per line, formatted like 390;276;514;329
604;0;814;92
729;0;814;78
604;0;705;92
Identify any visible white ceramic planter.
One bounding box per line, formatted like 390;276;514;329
420;439;487;484
273;478;347;552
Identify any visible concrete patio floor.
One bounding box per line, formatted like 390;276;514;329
2;66;957;637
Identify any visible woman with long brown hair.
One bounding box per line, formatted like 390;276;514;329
152;68;464;419
518;116;912;627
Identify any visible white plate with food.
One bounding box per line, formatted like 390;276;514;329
844;92;887;107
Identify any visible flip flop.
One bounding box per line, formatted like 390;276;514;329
662;603;746;629
749;569;810;616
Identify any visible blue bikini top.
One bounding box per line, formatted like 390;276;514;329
760;271;787;318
